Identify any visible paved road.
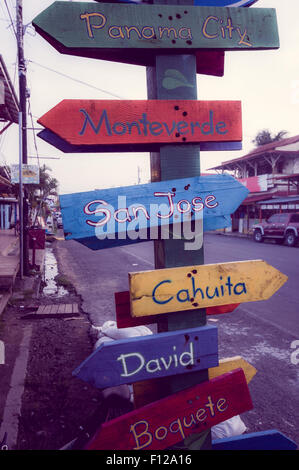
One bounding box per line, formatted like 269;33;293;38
56;233;299;447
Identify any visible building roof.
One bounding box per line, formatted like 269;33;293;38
209;134;299;171
256;195;299;205
0;55;19;124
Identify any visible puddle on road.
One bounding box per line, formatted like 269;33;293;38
42;245;68;297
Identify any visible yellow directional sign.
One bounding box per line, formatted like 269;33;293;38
129;260;287;317
209;356;257;384
133;356;256;409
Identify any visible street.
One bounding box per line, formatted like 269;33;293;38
55;232;299;446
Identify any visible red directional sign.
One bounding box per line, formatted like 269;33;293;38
84;368;253;450
115;291;240;329
38;100;242;151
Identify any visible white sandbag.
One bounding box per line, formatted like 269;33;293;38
91;321;151;402
211;415;247;440
92;320;152;341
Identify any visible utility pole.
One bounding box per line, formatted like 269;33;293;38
16;0;29;276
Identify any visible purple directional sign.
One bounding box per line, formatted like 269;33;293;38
94;1;258;5
193;1;258;6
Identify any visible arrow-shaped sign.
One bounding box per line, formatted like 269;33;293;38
84;368;253;450
133;355;256;409
37;127;242;153
59;174;249;250
212;430;297;451
73;325;218;388
115;290;240;329
32;3;279;64
129;260;288;317
37;100;242;150
94;1;259;6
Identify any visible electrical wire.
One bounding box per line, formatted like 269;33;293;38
3;0;16;39
28;59;124;99
27;98;40;168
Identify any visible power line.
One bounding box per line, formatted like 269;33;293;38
27;98;40;168
4;0;16;38
28;59;124;99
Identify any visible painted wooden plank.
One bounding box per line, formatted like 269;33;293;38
84;368;253;450
37;128;242;153
115;290;240;328
32;3;279;65
38;100;242;149
133;356;256;409
49;304;58;314
72;304;79;314
95;1;259;6
57;304;66;314
129;260;288;317
42;305;52;315
59;174;249;248
64;304;73;314
73;325;218;389
212;430;297;451
194;0;258;5
209;356;256;383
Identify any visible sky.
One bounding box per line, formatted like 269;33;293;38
0;0;299;195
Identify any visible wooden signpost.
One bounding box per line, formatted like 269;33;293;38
115;290;240;329
133;355;256;409
129;260;288;317
33;0;292;453
59;174;249;249
73;325;218;388
37;99;242;150
212;430;297;451
37;127;242;153
94;1;259;6
32;3;279;61
84;368;253;450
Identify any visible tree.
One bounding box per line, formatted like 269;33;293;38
252;129;288;147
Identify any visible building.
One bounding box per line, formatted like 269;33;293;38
0;55;19;231
0;167;18;230
209;134;299;233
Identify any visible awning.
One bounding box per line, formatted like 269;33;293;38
241;194;275;205
257;196;299;205
0;55;19;124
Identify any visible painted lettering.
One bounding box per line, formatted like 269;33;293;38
84;199;111;227
79;12;253;48
80;12;106;39
152;275;248;306
83;193;218;229
154;192;175;219
202;16;218;39
130;394;228;450
79;109;112;136
202;15;252;47
152;280;173;305
159;27;178;39
78;108;230;139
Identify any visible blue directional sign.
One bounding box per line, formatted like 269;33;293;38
59;174;249;250
73;325;218;389
212;430;297;450
94;1;258;6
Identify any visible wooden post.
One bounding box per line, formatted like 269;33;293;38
146;0;210;449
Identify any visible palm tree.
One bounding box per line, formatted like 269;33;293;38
252;129;288;147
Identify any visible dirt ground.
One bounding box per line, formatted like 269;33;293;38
0;239;133;451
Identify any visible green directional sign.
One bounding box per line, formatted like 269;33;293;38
32;2;279;66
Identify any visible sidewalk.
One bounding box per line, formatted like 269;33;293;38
207;229;251;239
0;238;103;450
